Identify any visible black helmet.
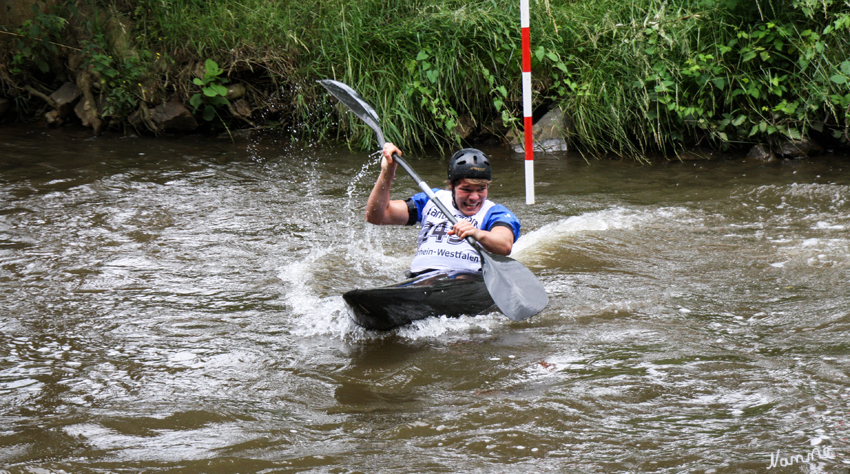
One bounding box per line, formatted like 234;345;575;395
447;148;492;183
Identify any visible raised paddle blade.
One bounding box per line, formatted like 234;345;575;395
318;80;385;145
480;250;548;321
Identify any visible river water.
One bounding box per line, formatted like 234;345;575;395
0;125;848;473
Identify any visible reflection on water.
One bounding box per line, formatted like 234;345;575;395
1;125;849;472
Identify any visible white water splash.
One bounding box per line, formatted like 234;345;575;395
396;312;505;340
277;247;359;339
512;206;693;258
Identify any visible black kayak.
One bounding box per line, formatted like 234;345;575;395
343;270;497;331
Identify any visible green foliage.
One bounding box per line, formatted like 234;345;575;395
3;0;850;158
189;59;229;122
403;49;461;145
528;0;850;156
116;0;850;155
81;38;152;117
10;5;66;76
482;66;517;128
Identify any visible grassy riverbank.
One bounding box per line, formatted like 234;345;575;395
1;0;849;159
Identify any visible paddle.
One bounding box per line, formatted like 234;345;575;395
318;79;548;321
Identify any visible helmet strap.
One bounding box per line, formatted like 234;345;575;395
450;182;459;210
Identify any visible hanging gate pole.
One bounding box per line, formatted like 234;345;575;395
520;0;535;205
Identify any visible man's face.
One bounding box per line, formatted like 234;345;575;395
453;179;489;216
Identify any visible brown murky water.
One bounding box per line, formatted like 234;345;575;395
1;125;849;473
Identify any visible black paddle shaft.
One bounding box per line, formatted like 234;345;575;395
318;79;548;321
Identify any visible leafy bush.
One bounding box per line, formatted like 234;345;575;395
10;5;66;77
189;59;229;122
81;38;152;117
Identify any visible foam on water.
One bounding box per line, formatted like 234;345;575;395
276;246;360;339
396;311;506;340
512;205;694;259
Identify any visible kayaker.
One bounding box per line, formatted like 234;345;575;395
365;143;520;275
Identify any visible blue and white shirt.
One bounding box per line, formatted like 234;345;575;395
405;189;520;273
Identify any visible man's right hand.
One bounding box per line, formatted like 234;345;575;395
381;142;402;172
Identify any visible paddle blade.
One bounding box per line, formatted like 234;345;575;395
481;251;548;321
318;80;385;145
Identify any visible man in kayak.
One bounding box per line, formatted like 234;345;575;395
365;143;520;276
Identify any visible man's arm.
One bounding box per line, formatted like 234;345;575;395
365;143;411;225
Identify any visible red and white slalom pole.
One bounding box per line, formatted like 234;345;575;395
520;0;535;205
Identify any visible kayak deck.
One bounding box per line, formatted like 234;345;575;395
343;270;497;331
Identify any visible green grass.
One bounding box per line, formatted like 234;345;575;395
3;0;850;160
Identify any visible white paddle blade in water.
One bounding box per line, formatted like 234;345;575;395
481;251;548;321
